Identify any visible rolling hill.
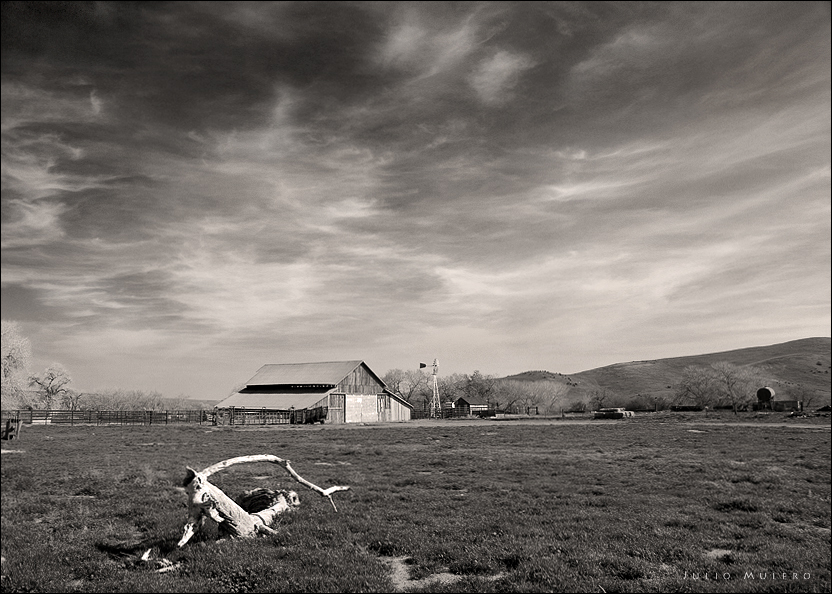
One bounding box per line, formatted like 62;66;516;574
502;337;831;406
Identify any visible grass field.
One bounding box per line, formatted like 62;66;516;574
1;415;829;593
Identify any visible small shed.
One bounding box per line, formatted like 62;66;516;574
452;395;489;416
772;400;803;412
216;360;411;424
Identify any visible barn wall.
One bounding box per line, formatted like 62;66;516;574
326;365;411;423
375;393;411;422
388;396;411;421
335;363;384;395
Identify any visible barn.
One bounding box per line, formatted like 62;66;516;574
215;360;411;424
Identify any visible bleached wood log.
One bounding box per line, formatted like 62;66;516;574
177;454;350;548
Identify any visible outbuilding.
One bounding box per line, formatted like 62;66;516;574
452;395;489;416
215;360;411;425
772;400;803;412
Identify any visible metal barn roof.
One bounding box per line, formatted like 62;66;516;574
245;360;367;387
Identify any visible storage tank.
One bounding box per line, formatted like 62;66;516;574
756;387;775;402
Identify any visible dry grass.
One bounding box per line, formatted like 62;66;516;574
1;417;829;592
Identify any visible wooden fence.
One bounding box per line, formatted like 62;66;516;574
214;406;328;426
410;406;540;420
1;407;331;427
1;409;209;426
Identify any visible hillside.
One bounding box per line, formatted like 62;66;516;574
503;337;831;406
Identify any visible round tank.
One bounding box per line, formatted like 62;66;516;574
756;387;775;402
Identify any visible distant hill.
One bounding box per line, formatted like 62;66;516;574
502;337;831;406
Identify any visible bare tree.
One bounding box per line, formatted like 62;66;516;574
786;383;819;411
491;379;527;413
533;381;569;414
461;370;497;404
676;365;719;408
588;387;618;410
61;389;84;411
29;364;72;409
1;320;32;409
382;369;406;394
493;379;566;413
82;388;166;411
492;380;527;413
710;361;763;413
437;373;466;405
382;369;430;406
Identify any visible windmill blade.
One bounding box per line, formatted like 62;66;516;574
419;362;427;368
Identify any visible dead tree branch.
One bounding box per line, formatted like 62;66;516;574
177;454;350;548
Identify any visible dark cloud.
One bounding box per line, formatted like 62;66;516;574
2;2;829;397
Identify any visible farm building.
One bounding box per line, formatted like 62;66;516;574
772;400;803;412
451;395;489;416
215;360;411;424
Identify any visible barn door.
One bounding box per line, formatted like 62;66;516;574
363;395;379;422
345;394;380;423
328;394;345;424
345;395;362;423
378;394;391;422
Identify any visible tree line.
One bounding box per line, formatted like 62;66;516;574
382;368;570;414
1;320;200;411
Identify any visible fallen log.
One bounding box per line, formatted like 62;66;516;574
177;454;350;548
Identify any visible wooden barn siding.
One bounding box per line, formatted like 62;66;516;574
379;394;411;422
325;394;345;424
335;363;384;395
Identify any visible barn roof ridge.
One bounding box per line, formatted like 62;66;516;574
244;360;386;388
256;358;364;367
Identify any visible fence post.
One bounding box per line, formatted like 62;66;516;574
165;411;169;425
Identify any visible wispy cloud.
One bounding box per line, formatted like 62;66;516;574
1;2;828;396
469;50;535;105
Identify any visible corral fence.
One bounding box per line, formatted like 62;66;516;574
1;409;210;427
214;406;328;426
410;407;667;420
411;406;541;420
1;406;331;428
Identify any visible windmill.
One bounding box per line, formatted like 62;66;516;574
420;359;440;418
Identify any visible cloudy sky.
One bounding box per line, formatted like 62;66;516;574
2;2;829;399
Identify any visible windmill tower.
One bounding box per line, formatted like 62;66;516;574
420;359;440;418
